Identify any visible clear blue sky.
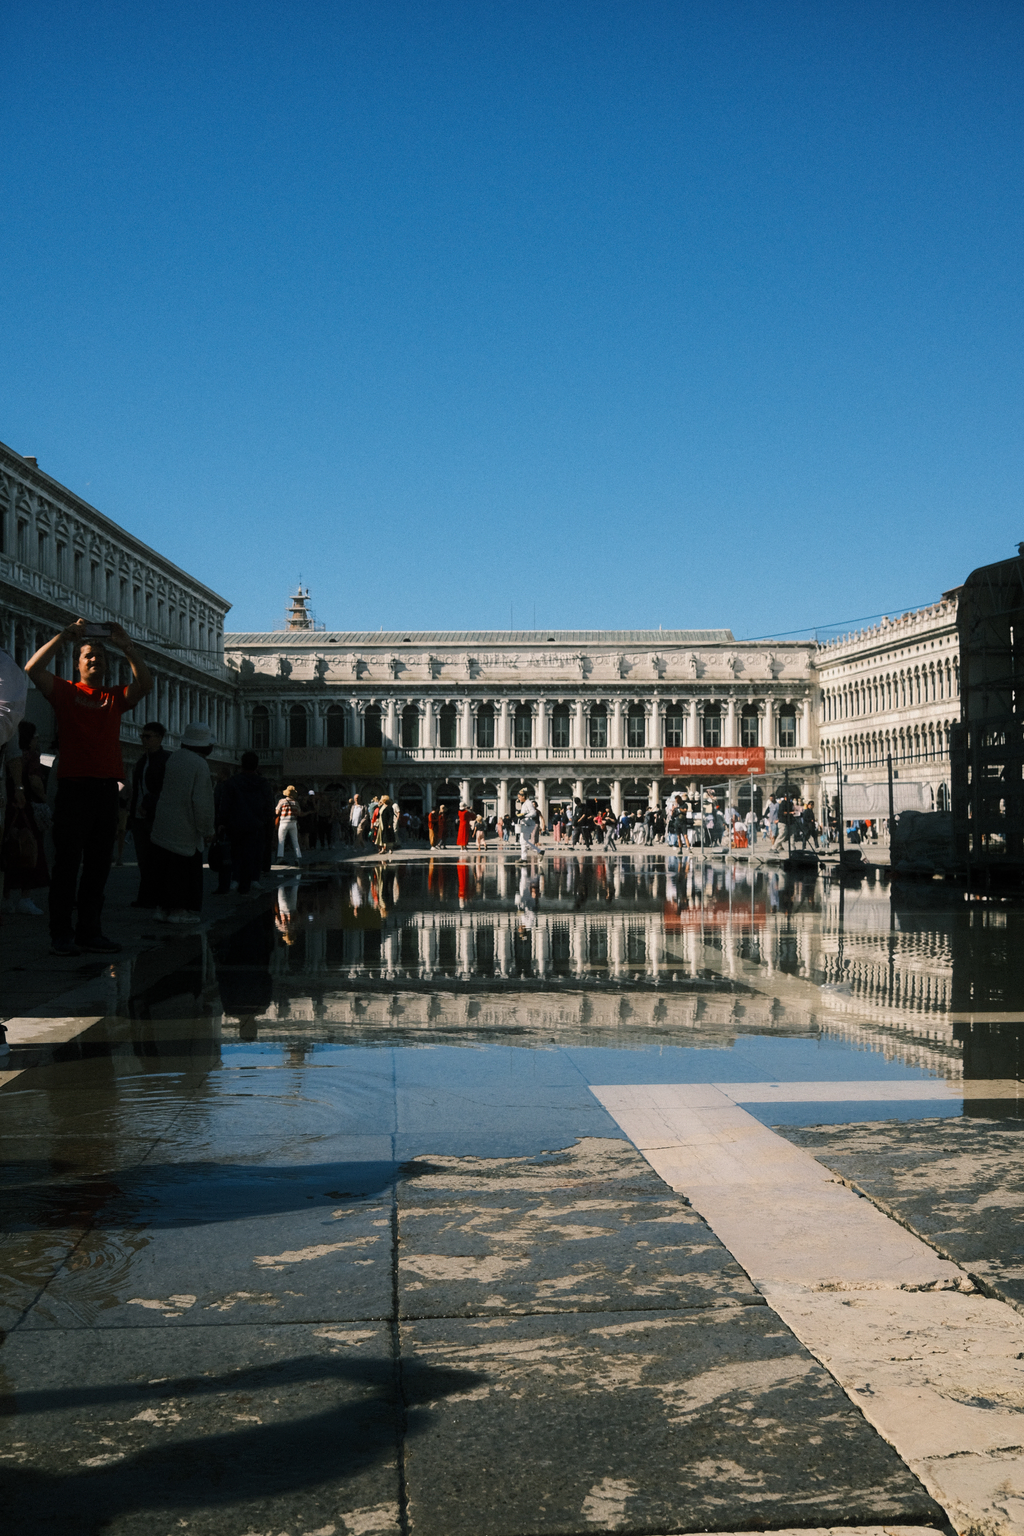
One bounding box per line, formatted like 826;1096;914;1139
2;1;1022;637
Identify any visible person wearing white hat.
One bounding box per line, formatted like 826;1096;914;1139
151;722;216;923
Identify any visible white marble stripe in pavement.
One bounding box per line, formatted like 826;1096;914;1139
593;1082;1024;1536
714;1529;944;1536
715;1078;1021;1102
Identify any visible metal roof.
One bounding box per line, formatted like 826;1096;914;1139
224;628;739;646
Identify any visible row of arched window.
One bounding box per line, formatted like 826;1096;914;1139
252;698;801;751
822;658;958;721
821;722;955;771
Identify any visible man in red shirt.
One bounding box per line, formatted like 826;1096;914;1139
26;619;153;955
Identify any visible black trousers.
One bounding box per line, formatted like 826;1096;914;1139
49;778;120;944
152;844;205;913
131;821;161;906
229;830;264;892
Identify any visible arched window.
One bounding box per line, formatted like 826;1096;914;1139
664;704;685;747
627;703;646;749
364;705;383;748
550;704;570;749
289;704;308;748
701;704;721;747
438;704;457;750
588;704;607;750
401;704;419;750
513;704;532;749
777;707;796;749
740;705;759;747
326;704;346;748
251;705;270;751
476;703;495;751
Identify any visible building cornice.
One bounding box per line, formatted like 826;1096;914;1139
0;440;232;614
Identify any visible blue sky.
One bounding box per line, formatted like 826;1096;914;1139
2;1;1022;636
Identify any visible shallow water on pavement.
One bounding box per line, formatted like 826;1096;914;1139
2;851;1023;1536
7;853;1024;1153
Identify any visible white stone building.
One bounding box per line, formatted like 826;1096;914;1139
816;597;961;814
225;604;820;817
0;439;237;761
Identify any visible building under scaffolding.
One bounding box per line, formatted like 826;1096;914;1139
951;544;1024;886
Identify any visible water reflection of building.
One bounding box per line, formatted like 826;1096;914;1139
240;861;980;1080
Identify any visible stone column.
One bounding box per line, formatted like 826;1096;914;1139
795;700;806;748
648;779;660;808
459;778;472;806
498;779;510;818
573;778;585;801
422;699;436;752
536;780;548;823
609;920;625;980
764;697;775;752
537;699;550;752
384;698;398;748
574;699;585;751
498;698;511;751
533;921;550;979
611;780;623;816
725;698;737;748
651;704;663;750
570;919;586;978
418;925;436;978
495;924;512;978
457;926;473;976
611;698;624;752
459;698;472;752
422;781;433;813
688;699;698;746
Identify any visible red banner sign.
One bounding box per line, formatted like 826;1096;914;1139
663;747;766;777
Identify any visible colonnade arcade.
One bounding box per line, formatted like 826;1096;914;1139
383;774;763;819
244;692;813;753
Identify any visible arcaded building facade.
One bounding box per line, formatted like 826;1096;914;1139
224;607;820;816
816;597;961;813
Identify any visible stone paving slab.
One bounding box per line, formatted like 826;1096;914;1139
397;1138;760;1317
0;1321;411;1536
762;1283;1024;1536
778;1116;1024;1312
18;1200;393;1329
401;1307;943;1536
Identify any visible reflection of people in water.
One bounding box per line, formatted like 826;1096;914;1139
515;866;540;928
457;859;469;906
276;882;299;943
215;907;275;1040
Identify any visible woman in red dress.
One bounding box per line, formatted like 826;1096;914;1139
456;802;472;848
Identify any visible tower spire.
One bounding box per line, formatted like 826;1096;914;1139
286;585;313;630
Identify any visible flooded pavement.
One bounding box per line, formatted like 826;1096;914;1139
2;852;1024;1535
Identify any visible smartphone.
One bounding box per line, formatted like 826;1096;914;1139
81;623;113;638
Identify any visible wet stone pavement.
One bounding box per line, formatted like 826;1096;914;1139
2;849;1024;1535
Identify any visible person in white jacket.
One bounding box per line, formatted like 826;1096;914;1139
151;721;216;924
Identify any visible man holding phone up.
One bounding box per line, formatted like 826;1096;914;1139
26;619;153;955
